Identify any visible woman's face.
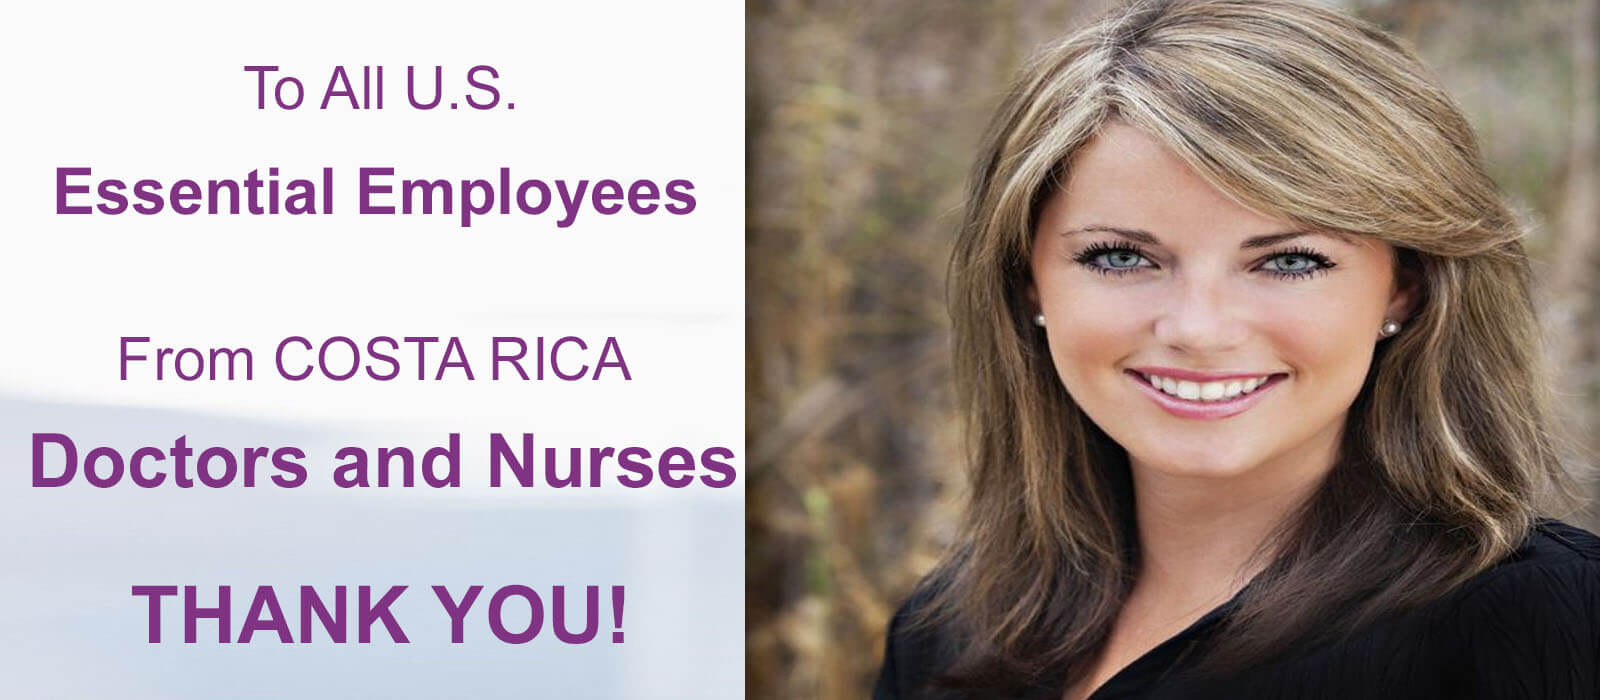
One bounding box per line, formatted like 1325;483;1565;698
1029;124;1415;482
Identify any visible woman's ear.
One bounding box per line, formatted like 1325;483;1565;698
1385;257;1422;324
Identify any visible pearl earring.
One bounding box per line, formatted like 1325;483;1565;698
1034;313;1047;327
1379;319;1402;337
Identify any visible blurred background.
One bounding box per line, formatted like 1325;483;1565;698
745;0;1600;697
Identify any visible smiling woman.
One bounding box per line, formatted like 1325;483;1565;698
872;0;1600;698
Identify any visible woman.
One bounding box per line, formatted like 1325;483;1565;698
873;0;1600;698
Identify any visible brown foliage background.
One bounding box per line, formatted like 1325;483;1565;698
746;0;1600;697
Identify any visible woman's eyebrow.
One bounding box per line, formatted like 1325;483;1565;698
1062;225;1356;248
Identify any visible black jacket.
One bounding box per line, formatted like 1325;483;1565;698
874;519;1600;699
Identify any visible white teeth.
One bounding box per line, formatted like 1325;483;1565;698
1142;373;1277;402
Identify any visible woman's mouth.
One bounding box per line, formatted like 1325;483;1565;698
1124;369;1288;420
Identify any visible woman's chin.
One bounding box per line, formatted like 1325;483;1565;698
1130;450;1263;480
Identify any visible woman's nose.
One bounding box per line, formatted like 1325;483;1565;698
1151;271;1249;355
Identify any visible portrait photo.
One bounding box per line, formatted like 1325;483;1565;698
748;0;1600;698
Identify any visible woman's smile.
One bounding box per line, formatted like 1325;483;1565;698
1124;368;1290;420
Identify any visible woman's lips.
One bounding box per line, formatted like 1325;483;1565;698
1124;369;1287;420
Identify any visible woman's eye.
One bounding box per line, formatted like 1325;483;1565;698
1073;245;1153;276
1265;254;1314;272
1100;251;1145;268
1260;251;1334;279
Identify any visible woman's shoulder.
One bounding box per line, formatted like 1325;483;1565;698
1500;518;1600;567
875;575;968;700
1447;518;1600;609
1441;518;1600;697
1453;518;1600;596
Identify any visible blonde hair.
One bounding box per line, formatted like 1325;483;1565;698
923;0;1583;692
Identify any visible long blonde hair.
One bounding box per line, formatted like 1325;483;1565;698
924;0;1583;692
